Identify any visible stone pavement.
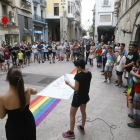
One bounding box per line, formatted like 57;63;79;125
0;60;140;140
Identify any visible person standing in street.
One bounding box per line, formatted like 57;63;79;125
62;59;92;139
47;43;53;64
66;43;70;61
43;41;49;61
60;42;66;62
3;45;10;70
32;42;38;62
52;42;56;63
85;41;91;65
89;42;95;67
101;46;108;75
115;50;126;87
20;43;26;65
37;42;44;64
25;44;31;66
121;43;127;57
0;67;37;140
102;46;116;84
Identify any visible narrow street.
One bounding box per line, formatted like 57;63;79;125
0;60;139;140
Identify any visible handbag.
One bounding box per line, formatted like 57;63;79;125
133;71;140;83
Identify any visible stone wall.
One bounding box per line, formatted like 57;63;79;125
115;0;140;51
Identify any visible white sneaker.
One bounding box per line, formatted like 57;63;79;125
102;79;107;83
107;79;110;84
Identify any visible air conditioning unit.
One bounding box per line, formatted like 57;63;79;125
9;11;15;17
10;18;15;23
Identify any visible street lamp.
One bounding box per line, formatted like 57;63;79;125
61;2;66;42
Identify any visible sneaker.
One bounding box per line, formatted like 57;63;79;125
119;84;122;88
115;84;119;87
53;61;55;63
128;114;133;119
102;79;107;83
128;122;140;128
77;125;85;134
107;79;110;84
62;131;75;139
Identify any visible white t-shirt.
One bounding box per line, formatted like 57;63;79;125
64;42;67;47
60;45;66;53
32;45;38;53
116;55;126;72
52;44;56;52
115;46;121;52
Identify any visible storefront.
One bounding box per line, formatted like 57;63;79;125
34;30;43;42
0;25;19;46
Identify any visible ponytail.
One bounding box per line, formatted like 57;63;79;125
17;76;26;111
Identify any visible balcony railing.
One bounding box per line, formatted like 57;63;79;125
32;0;40;4
40;0;46;8
21;1;31;12
33;14;47;23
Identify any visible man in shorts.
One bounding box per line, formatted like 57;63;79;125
3;45;10;70
102;46;116;84
32;42;38;62
47;43;53;64
37;41;44;64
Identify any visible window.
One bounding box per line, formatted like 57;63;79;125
41;10;43;17
100;15;111;22
103;0;109;5
34;7;36;14
54;3;59;16
24;17;28;29
68;6;70;13
2;5;7;15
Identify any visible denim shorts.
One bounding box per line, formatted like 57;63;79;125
26;55;30;60
38;51;44;58
105;65;114;71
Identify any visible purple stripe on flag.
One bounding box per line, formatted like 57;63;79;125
35;99;61;126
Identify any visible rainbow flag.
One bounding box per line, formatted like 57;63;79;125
96;49;102;63
127;75;133;108
70;68;89;74
30;96;60;127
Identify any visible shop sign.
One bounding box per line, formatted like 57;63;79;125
34;30;43;34
1;16;8;24
8;31;19;34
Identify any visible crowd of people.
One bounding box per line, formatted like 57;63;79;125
0;38;140;140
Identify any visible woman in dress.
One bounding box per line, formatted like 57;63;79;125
0;49;7;74
0;67;37;140
62;59;92;139
89;42;96;67
115;43;121;58
96;44;102;68
79;43;85;60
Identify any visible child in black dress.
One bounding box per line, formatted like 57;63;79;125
62;59;92;139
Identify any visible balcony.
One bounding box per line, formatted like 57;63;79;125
75;10;80;16
67;13;75;21
0;0;13;4
33;14;47;24
40;0;46;8
32;0;40;4
21;1;31;12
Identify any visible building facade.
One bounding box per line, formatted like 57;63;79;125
114;0;140;50
32;0;48;42
0;0;19;46
93;0;117;44
0;0;33;46
46;0;82;42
